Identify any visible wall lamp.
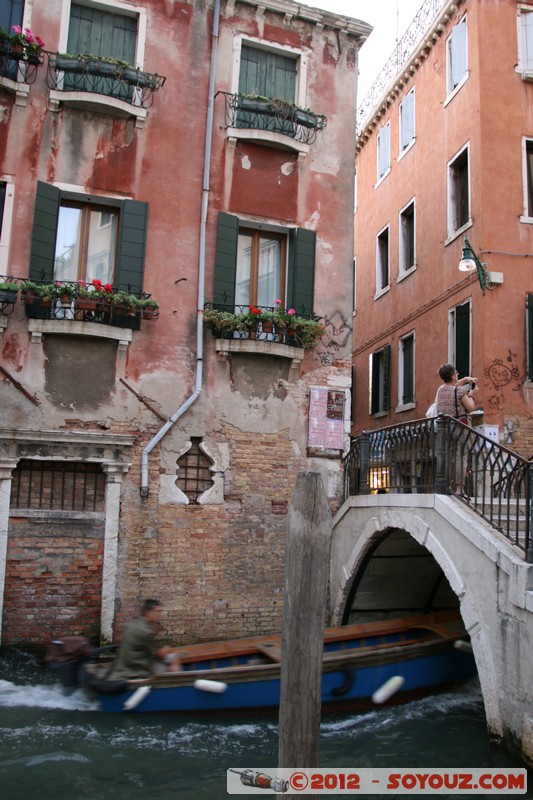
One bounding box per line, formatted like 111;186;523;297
458;236;503;295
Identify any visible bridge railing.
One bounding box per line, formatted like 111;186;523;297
343;416;533;562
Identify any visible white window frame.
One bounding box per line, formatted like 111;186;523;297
0;177;15;276
445;15;468;104
446;142;471;242
521;135;533;222
398;197;416;279
398;88;415;158
376;121;391;185
517;4;533;79
58;0;148;66
352;256;357;317
397;331;416;411
375;224;390;298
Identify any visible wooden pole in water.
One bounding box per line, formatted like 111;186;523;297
278;471;332;772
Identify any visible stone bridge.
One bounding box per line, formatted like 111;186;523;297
329;492;533;767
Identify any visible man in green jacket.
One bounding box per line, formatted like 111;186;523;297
111;599;179;679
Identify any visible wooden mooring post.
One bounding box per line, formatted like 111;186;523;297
278;471;332;773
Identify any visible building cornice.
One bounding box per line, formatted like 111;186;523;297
356;0;466;149
227;0;373;40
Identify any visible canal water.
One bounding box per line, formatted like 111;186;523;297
0;650;529;800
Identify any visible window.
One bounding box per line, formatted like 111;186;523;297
519;6;533;74
0;181;5;240
10;460;105;511
376;226;390;294
399;89;415;153
29;181;147;293
527;294;533;380
398;333;415;406
448;300;471;379
399;200;415;275
447;16;468;95
213;212;316;316
377;122;390;181
0;0;23;80
523;137;533;218
236;229;285;308
239;44;296;102
176;438;214;504
0;179;14;275
448;145;470;236
54;202;119;284
370;345;390;415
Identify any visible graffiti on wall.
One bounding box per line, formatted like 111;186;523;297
483;350;523;411
317;310;352;365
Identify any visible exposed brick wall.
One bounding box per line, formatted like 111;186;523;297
113;426;313;647
3;516;105;647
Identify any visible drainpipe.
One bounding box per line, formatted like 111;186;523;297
140;0;220;497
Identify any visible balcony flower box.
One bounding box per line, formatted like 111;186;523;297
203;304;325;349
0;282;18;304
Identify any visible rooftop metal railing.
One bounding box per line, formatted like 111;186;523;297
344;415;533;562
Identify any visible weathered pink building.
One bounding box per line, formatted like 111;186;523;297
354;0;533;455
0;0;371;647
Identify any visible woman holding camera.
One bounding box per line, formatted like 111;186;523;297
436;363;478;421
435;363;478;495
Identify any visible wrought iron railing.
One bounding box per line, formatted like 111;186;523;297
222;92;327;145
356;0;447;132
46;52;166;109
344;416;533;562
203;302;324;349
0;277;159;330
0;40;43;84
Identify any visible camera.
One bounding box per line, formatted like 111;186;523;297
470;380;477;390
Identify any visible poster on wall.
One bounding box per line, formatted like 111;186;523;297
308;386;345;452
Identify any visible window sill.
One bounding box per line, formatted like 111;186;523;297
49;89;148;128
444;219;472;246
520;215;533;224
397;138;415;162
443;72;469;108
375;168;390;189
397;266;416;282
0;74;31;105
374;285;391;301
28;318;133;346
395;401;416;412
226;127;310;156
371;410;389;419
215;338;304;362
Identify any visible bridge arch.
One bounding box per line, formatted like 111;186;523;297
330;499;504;739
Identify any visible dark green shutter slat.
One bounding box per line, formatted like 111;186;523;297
29;182;60;282
116;200;147;293
455;303;470;378
371;353;379;415
287;228;316;316
527;294;533;381
403;336;414;404
214;212;238;306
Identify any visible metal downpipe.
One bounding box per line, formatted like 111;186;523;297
140;0;220;497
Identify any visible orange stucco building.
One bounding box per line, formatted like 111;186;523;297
0;0;371;647
354;0;533;454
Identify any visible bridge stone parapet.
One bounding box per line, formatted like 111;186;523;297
330;493;533;767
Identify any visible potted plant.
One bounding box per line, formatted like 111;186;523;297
139;297;159;320
290;316;326;349
55;52;89;74
10;26;45;64
0;281;18;303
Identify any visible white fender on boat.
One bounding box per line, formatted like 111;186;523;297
124;685;152;710
193;679;228;693
372;675;405;704
453;640;473;653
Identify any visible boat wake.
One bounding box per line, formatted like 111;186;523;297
0;678;98;711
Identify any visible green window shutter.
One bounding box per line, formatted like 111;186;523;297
213;212;238;306
239;46;296;101
116;200;148;293
29;181;60;282
455;302;470;378
68;4;136;61
528;295;533;381
382;344;391;412
287;228;316;315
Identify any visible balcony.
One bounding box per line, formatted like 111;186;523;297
46;52;166;123
0;35;45;103
223;93;327;148
0;278;159;333
204;303;324;360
